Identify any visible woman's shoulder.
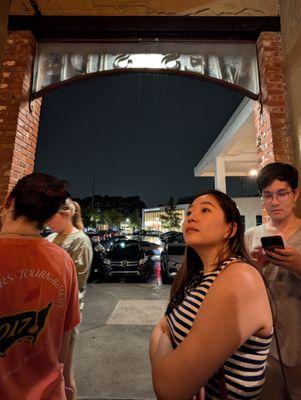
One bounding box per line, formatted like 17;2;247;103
217;259;265;296
43;238;74;260
72;230;92;247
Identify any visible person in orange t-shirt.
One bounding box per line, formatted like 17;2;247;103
0;173;80;400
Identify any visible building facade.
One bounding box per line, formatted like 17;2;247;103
0;1;300;216
142;198;261;232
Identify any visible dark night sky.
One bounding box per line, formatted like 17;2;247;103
35;72;247;207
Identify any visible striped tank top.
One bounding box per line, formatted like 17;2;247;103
166;258;273;400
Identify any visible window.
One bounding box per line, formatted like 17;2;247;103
241;215;245;229
256;215;262;226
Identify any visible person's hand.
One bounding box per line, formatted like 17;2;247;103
250;246;269;268
265;246;301;276
150;317;173;362
158;316;170;335
64;386;74;400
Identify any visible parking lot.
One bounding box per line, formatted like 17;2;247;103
73;232;184;399
74;279;170;400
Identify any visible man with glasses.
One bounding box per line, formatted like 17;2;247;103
245;162;301;400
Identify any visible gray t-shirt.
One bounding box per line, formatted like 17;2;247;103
245;224;301;367
47;230;93;293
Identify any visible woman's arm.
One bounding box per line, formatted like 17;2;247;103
59;329;74;399
150;262;272;400
71;239;93;290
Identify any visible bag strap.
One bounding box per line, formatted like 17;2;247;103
218;366;228;400
216;261;292;400
273;325;292;400
263;277;292;400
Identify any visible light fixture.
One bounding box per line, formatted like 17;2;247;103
249;169;258;177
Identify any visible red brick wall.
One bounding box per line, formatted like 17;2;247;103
254;31;294;221
254;31;294;168
0;31;41;205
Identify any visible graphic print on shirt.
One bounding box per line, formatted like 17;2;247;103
0;285;53;358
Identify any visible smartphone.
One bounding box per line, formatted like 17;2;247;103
260;235;285;251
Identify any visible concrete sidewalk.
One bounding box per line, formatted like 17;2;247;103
74;282;170;400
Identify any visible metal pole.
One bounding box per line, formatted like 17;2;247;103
92;175;95;211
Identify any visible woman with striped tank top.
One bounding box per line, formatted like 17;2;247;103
150;190;273;400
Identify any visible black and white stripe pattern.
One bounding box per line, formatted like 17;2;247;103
166;259;272;400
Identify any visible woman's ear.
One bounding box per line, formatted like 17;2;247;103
225;222;237;239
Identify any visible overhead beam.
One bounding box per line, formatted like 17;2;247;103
7;16;280;41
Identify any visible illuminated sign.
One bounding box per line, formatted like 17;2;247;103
33;42;259;96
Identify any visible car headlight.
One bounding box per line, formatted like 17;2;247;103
168;261;181;269
103;258;111;265
139;257;147;265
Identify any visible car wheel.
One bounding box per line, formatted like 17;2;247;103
87;270;99;283
139;273;148;283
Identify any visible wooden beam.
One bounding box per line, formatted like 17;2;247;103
8;16;280;41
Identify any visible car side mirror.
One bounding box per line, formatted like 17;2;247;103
94;244;105;253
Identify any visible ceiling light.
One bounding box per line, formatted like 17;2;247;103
249;169;258;177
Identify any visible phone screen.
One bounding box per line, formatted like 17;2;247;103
260;235;285;251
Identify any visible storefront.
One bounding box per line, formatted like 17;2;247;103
142;205;189;232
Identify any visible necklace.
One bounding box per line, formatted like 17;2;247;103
0;232;41;238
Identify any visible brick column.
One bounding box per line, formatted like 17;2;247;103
254;31;294;169
0;31;41;205
0;0;12;78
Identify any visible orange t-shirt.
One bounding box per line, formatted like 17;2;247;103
0;237;80;400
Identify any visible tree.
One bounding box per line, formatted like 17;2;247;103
103;209;123;228
78;194;146;229
127;210;142;230
81;207;100;228
160;197;182;231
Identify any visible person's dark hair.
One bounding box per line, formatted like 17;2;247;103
167;189;253;312
256;162;298;194
6;173;70;229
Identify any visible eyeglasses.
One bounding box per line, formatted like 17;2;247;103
261;190;293;202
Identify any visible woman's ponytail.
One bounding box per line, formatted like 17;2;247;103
72;201;84;230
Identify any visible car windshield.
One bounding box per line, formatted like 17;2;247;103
110;241;143;257
168;243;185;255
174;233;184;243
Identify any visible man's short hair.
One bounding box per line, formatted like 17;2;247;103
256;162;298;193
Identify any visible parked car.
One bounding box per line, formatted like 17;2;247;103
88;235;128;282
139;241;163;256
160;233;185;284
145;230;161;237
132;229;146;236
87;240;106;282
86;232;102;244
101;239;149;281
101;235;127;250
160;231;181;243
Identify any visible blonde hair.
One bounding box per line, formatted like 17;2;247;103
59;198;84;230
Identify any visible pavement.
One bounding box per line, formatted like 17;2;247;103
74;279;170;400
